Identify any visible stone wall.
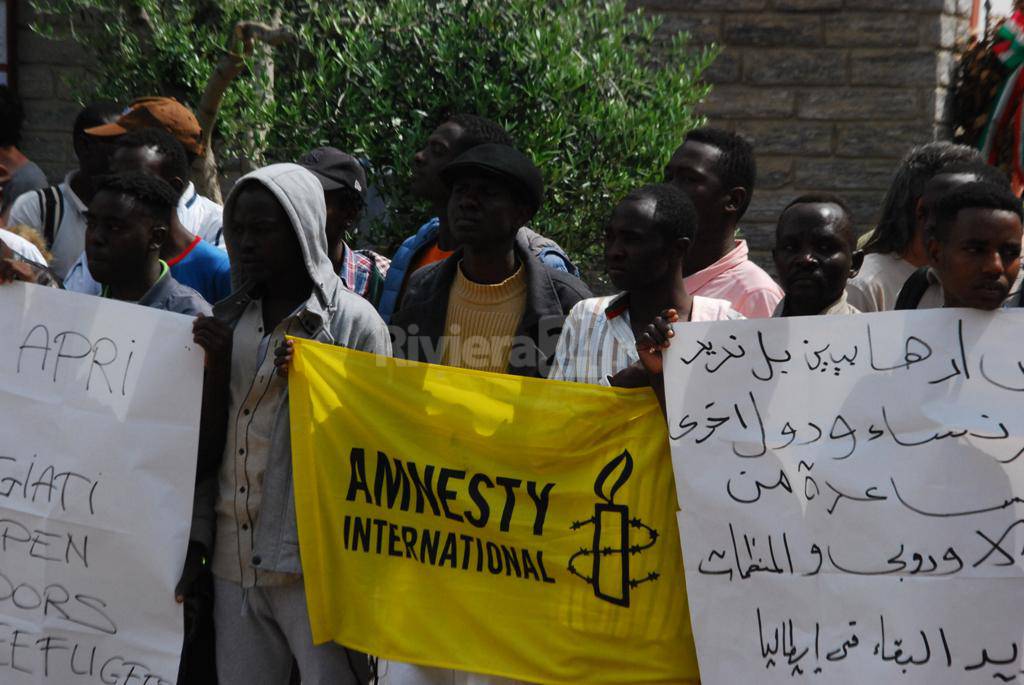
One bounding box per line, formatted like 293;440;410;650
637;0;972;262
13;0;95;183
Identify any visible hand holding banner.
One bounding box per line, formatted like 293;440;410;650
289;338;699;685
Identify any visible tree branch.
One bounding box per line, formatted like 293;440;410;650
196;20;295;155
193;18;295;202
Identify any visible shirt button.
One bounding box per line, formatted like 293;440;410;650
242;523;249;531
239;486;246;494
243;409;251;416
252;555;261;566
239;448;245;455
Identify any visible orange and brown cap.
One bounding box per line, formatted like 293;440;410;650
85;96;204;156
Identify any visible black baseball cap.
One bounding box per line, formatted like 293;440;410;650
440;143;544;211
298;147;367;200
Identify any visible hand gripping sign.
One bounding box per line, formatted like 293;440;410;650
665;309;1024;684
0;283;202;685
288;338;699;685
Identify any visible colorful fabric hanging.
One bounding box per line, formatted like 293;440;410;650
978;10;1024;192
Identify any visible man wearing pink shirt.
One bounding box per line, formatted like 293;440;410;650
664;127;783;318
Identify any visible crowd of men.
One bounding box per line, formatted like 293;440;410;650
0;80;1021;685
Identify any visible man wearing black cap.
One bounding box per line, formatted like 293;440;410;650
390;143;590;378
377;114;577;323
298;147;391;307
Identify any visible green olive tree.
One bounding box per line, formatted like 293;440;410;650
33;0;715;277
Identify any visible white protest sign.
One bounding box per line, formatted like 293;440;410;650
0;282;202;684
665;308;1024;684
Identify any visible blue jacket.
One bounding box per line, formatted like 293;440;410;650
378;217;440;322
377;217;579;322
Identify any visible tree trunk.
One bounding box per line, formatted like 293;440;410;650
193;19;294;202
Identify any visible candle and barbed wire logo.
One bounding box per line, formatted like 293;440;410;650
568;449;659;607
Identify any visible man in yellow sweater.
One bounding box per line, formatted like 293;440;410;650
390;143;591;378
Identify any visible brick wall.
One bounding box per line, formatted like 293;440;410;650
13;0;96;183
638;0;972;264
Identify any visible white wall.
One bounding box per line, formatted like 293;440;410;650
989;0;1015;19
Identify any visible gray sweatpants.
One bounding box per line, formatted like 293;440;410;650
214;577;369;685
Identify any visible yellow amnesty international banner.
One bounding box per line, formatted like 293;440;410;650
289;338;698;684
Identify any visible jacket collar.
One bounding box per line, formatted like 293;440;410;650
404;240;564;343
213;281;333;336
135;262;174;307
516;236;565;332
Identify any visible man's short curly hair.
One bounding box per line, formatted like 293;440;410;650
96;172;179;223
623;183;698;244
683;127;757;217
116;127;191;194
930;181;1023;243
777;192;856;246
928;159;1012;192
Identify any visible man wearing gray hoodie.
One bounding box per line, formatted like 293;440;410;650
190;163;390;684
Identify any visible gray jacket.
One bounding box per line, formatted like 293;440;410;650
200;163;391;575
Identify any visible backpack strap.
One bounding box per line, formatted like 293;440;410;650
35;189;46;239
894;267;932;310
45;186;64;248
35;186;63;249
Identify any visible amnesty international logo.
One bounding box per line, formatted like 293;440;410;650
568;449;660;607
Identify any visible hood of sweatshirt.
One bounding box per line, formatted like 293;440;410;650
221;162;338;307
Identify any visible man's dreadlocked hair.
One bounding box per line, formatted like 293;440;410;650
863;142;982;256
97;172;179;223
446;113;515;155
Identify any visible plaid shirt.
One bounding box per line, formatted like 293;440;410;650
339;243;391;309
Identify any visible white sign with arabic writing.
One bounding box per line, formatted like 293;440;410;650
0;282;202;684
666;308;1024;683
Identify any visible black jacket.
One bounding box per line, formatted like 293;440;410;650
390;243;592;378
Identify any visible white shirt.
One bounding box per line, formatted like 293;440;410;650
845;252;943;312
0;228;46;263
7;171;88;279
178;182;224;248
